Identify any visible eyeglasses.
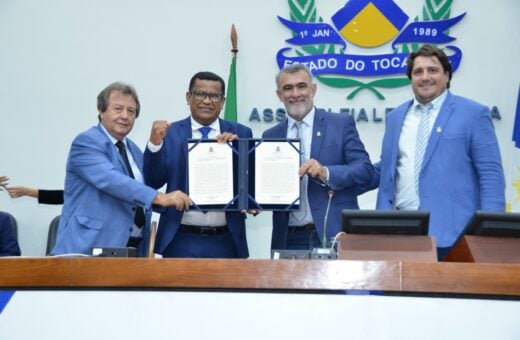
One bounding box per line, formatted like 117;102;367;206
191;91;223;103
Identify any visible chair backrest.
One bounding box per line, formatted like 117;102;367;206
46;215;60;256
0;211;18;240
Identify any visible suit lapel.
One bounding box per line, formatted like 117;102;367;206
310;109;326;159
126;140;143;171
178;117;192;160
96;124;129;175
389;102;412;186
219;118;231;133
422;93;455;169
276;119;289;138
177;116;192;138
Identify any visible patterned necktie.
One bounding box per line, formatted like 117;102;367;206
294;121;304;164
414;103;433;196
199;126;211;139
115;141;145;229
294;120;307;221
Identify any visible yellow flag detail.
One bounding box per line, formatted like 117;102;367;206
339;3;400;47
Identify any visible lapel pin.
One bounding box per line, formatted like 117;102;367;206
436;126;442;133
317;131;321;137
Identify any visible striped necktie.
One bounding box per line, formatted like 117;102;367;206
294;120;307;221
414;103;433;196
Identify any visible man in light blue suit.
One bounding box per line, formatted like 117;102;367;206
51;83;191;256
143;72;252;258
263;64;374;251
366;45;505;259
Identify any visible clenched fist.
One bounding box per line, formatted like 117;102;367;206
149;120;171;145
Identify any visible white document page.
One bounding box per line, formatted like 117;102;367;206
188;142;234;205
255;141;300;205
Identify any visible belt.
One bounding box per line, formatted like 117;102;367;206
179;224;228;236
288;223;316;232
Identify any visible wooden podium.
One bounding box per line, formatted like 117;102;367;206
444;235;520;263
337;234;437;262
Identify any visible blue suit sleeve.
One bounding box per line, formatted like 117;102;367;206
69;133;157;209
143;144;168;189
470;106;505;210
327;116;374;191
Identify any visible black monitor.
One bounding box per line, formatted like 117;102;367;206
341;209;429;235
462;211;520;237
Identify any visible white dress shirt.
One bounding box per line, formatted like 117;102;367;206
100;123;144;184
147;118;227;227
287;109;315;226
395;90;448;210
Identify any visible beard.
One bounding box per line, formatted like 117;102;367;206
285;99;311;120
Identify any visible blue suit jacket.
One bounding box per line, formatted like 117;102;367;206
0;213;21;256
143;117;252;258
51;124;157;256
262;109;374;249
374;92;505;247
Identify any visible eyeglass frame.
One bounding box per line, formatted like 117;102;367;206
190;90;224;103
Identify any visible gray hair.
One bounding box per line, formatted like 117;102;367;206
97;82;140;121
275;64;314;88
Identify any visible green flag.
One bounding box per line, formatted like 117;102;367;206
224;54;237;122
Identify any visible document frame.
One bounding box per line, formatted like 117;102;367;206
186;138;301;211
186;139;240;211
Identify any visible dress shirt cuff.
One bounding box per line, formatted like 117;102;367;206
147;140;163;153
322;166;330;184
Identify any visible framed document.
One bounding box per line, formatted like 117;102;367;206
186;138;300;211
187;139;239;210
248;139;300;211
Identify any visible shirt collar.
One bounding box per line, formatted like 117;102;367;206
99;123;127;147
191;117;220;133
287;107;316;129
413;90;448;111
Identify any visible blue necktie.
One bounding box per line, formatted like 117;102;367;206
199;126;211;139
294;121;308;221
294;121;305;164
414;103;433;195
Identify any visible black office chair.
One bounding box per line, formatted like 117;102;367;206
0;211;18;240
46;215;60;255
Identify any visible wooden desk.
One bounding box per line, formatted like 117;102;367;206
337;234;437;262
445;235;520;263
0;258;519;297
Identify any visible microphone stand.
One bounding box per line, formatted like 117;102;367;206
322;190;334;248
311;190;337;259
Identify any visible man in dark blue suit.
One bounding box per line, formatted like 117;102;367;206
143;71;252;258
262;64;374;250
0;212;21;256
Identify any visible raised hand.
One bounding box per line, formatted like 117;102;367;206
149;120;171;146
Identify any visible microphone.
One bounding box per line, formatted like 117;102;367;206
310;190;336;259
321;190;335;248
